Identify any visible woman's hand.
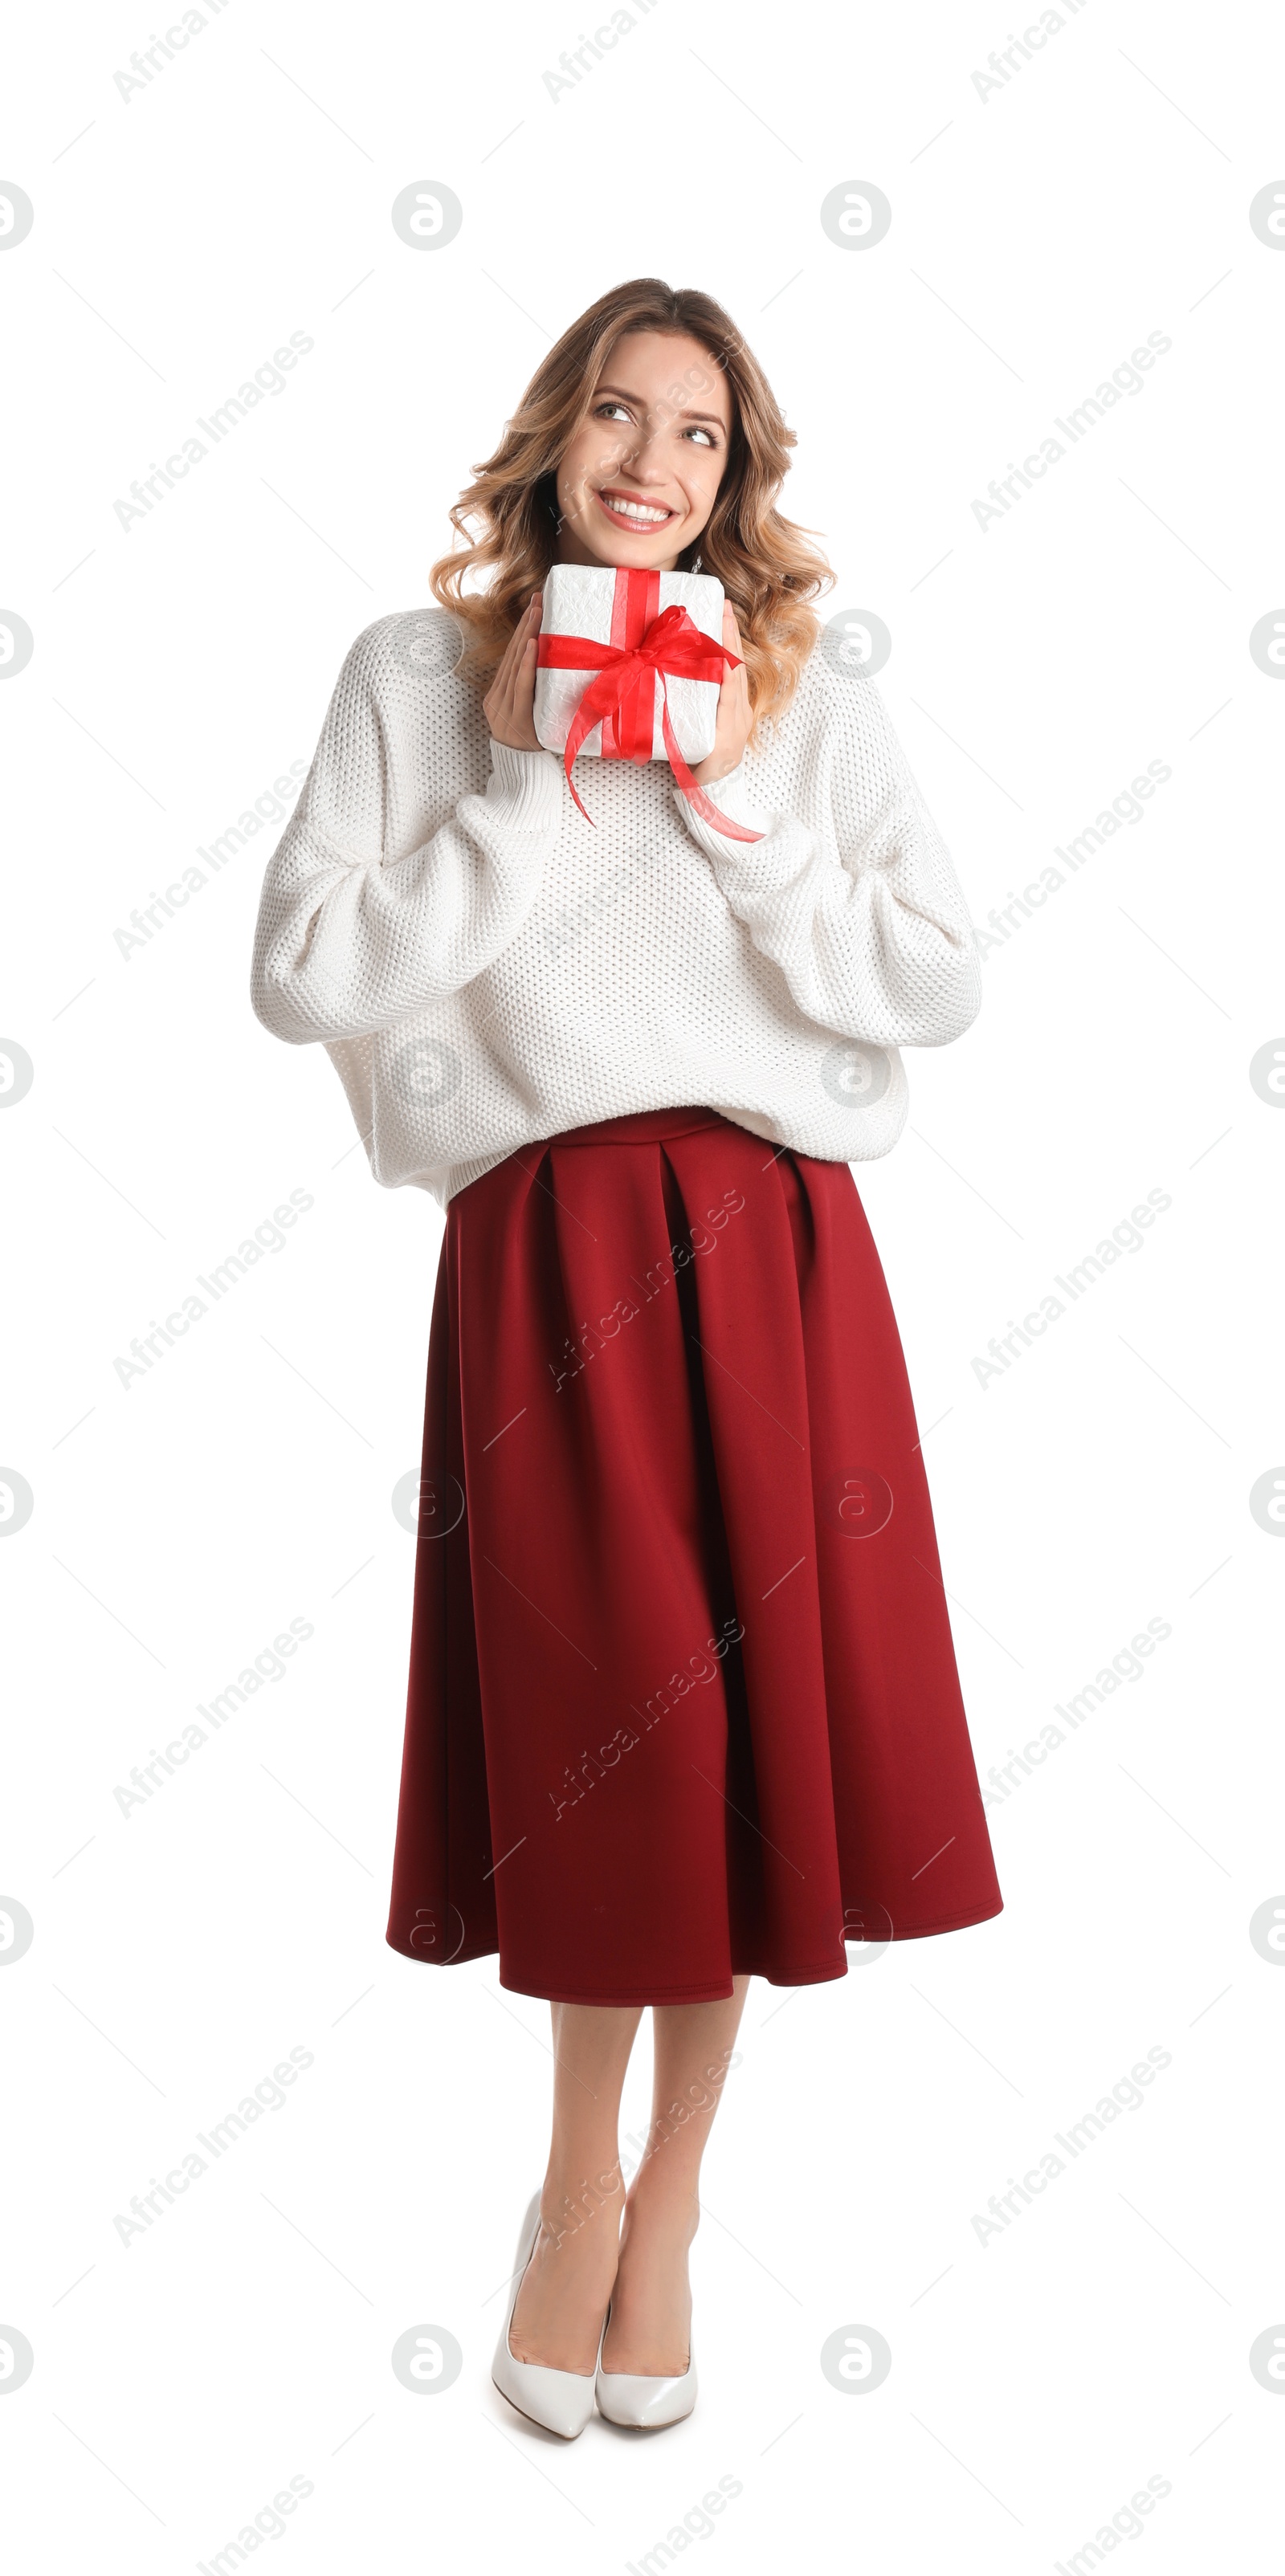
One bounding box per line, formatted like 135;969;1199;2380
691;601;753;788
483;592;544;750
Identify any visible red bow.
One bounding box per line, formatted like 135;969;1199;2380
536;580;762;842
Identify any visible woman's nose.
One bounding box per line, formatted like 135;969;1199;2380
614;425;666;479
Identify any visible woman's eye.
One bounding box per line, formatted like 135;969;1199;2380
593;401;717;447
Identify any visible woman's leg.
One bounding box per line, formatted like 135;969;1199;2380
602;1975;751;2376
508;2000;644;2372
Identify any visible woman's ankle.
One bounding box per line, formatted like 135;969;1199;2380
622;2168;701;2244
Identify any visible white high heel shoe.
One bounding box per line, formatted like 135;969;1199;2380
491;2191;604;2439
595;2299;699;2430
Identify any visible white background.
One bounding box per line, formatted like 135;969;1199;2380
2;0;1283;2566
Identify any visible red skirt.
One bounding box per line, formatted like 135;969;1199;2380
386;1107;1001;2004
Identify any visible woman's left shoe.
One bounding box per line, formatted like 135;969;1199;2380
595;2302;698;2430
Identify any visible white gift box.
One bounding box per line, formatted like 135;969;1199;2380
533;563;726;766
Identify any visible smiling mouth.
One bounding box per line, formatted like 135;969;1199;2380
594;490;677;530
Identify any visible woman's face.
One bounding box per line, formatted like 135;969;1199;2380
553;329;733;574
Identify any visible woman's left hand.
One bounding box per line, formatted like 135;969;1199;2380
691;601;753;788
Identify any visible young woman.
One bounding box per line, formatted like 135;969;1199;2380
250;277;1002;2439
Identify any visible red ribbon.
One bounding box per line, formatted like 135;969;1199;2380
536;569;762;842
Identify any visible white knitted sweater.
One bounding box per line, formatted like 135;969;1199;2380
249;607;981;1207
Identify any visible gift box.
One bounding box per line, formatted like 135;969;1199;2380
533;563;761;842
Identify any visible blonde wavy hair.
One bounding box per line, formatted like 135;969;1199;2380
428;277;835;742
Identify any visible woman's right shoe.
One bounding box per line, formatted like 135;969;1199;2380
491;2191;602;2439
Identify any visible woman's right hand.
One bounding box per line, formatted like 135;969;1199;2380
483;591;544;750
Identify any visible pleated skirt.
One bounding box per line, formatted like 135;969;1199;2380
385;1106;1002;2003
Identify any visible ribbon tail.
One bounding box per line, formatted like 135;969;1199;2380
562;748;595;825
561;675;620;827
558;655;652;823
659;684;765;845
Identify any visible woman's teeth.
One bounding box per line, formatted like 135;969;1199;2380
601;495;671;523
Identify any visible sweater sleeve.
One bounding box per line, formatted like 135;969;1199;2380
673;654;982;1048
249;625;563;1046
